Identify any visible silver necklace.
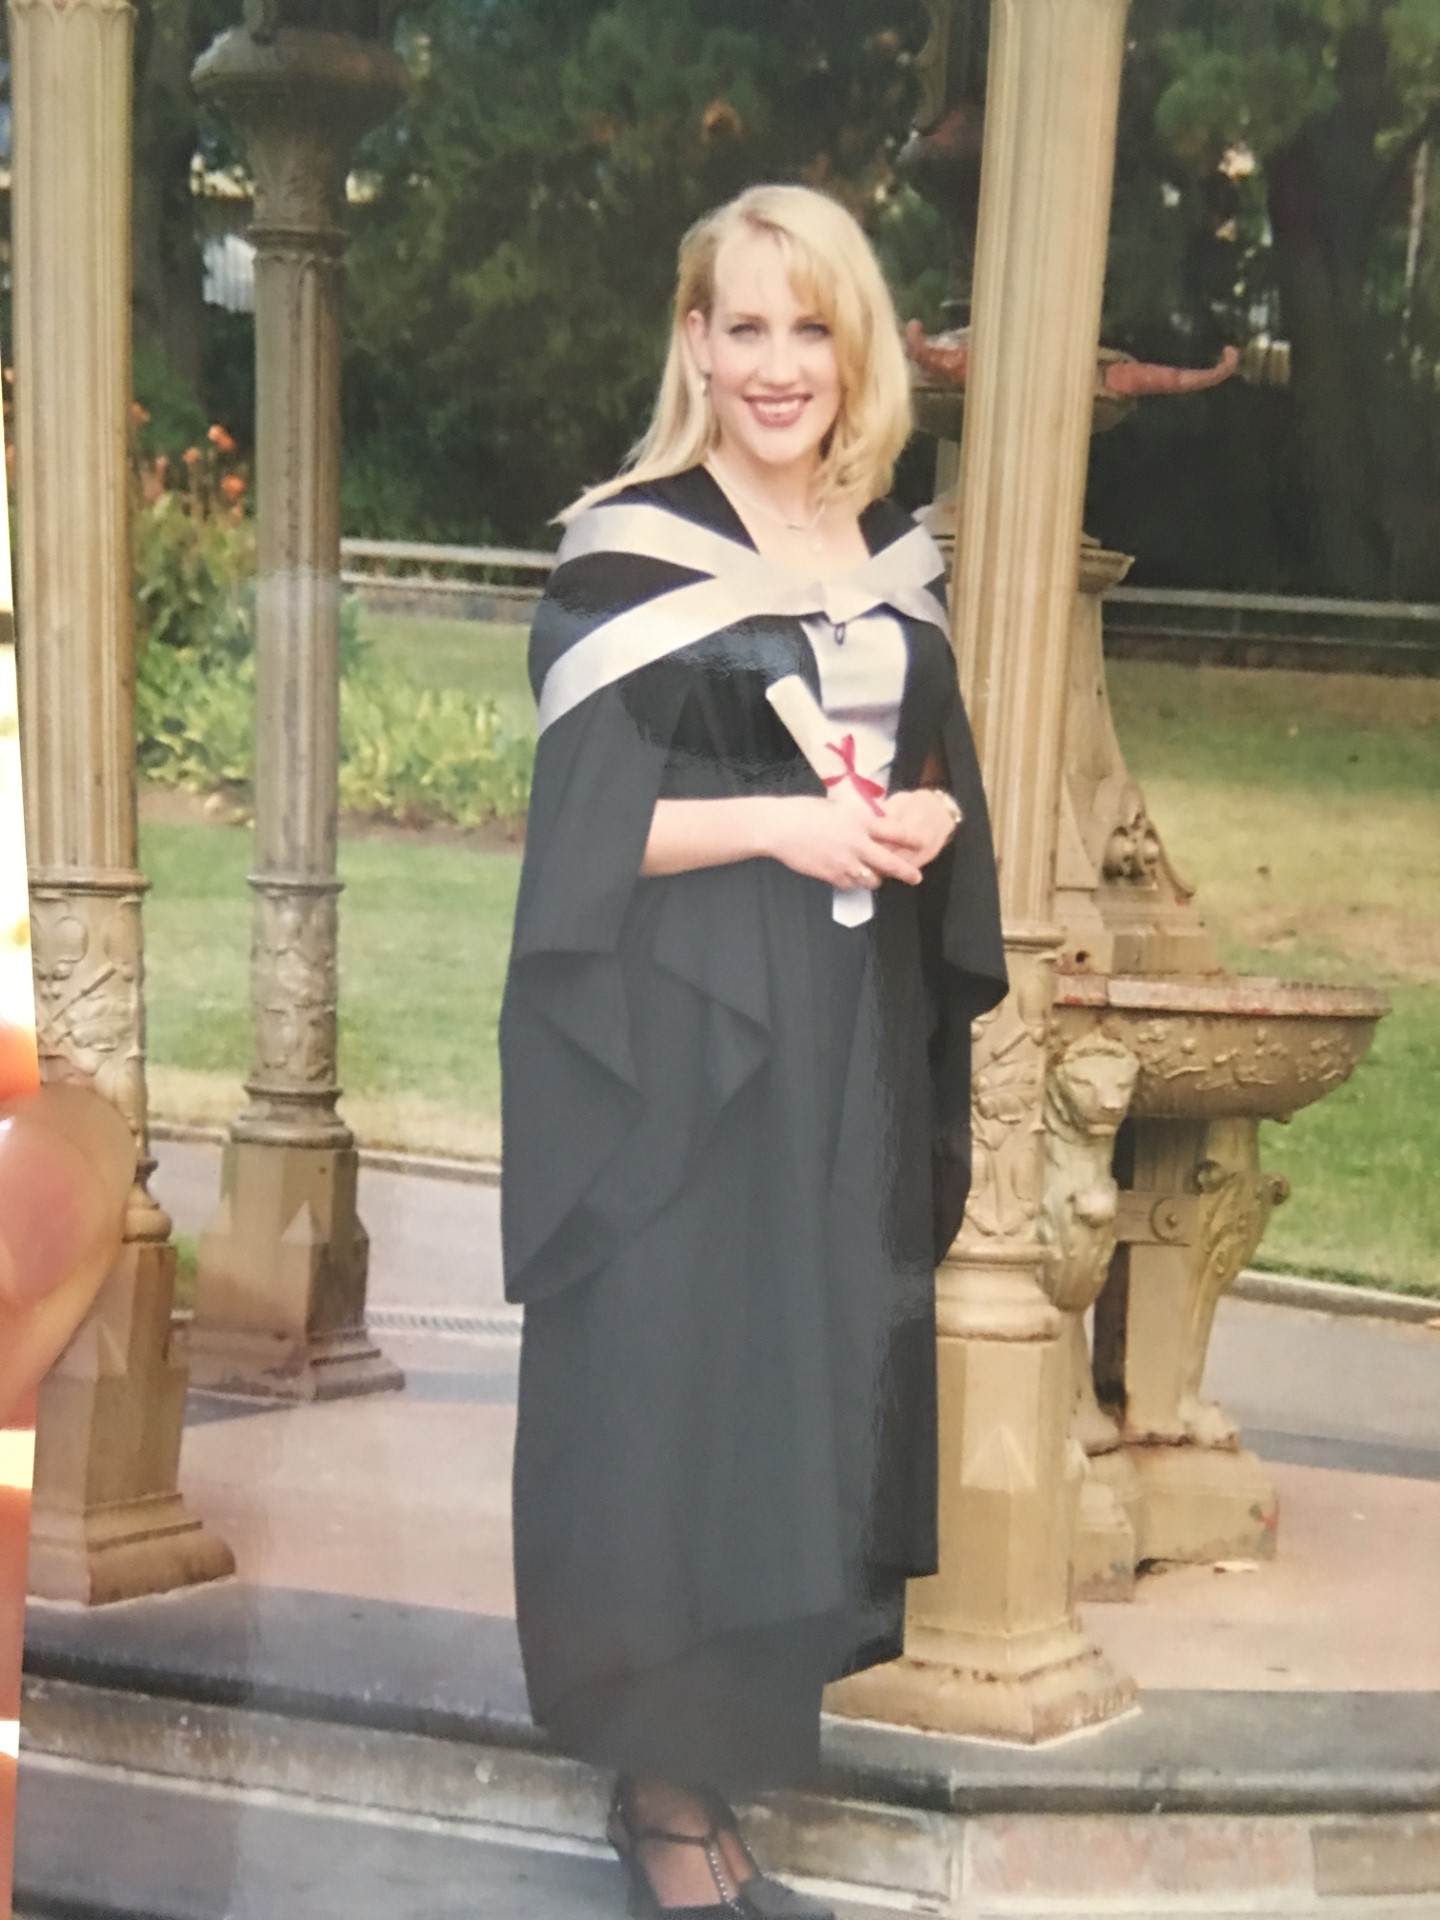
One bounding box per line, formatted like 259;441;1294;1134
708;457;828;553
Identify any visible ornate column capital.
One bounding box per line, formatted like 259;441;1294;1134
193;27;405;246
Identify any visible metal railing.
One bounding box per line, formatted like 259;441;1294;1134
340;539;1440;671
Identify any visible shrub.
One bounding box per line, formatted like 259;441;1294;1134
132;409;257;663
135;489;255;662
137;641;256;797
130;412;532;829
138;643;532;828
340;668;533;827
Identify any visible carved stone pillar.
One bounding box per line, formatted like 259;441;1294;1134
188;27;404;1400
9;0;234;1600
1099;1116;1288;1564
828;0;1136;1740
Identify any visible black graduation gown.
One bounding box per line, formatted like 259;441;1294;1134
499;464;1007;1791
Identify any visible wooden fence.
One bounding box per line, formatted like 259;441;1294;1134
341;540;1440;674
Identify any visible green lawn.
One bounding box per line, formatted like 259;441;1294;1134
142;638;1440;1294
144;819;519;1161
1112;664;1440;1294
360;611;535;737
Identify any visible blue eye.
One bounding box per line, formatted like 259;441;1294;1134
729;321;759;338
800;321;831;338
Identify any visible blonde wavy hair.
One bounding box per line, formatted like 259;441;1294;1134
560;183;912;523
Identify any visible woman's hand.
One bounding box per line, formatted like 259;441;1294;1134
870;787;959;871
764;793;926;890
639;788;958;888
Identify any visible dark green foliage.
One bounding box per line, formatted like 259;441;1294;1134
10;0;1440;590
1094;0;1440;593
340;0;928;542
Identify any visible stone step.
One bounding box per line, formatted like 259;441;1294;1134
20;1587;1440;1915
24;1588;1440;1818
12;1755;912;1920
15;1681;1440;1918
14;1753;1440;1920
14;1753;639;1920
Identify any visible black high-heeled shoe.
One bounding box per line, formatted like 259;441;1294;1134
698;1781;833;1920
701;1790;836;1920
606;1777;747;1918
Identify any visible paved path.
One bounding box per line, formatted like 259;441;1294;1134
153;1138;506;1315
153;1139;1440;1459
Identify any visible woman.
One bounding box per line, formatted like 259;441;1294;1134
500;183;1006;1918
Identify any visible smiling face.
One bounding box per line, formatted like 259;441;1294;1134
684;226;844;492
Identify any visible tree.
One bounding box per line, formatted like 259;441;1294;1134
1092;0;1440;594
133;0;212;407
340;0;926;542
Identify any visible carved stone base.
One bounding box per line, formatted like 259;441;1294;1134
1089;1441;1143;1536
1074;1466;1136;1601
191;1137;402;1402
29;1239;234;1604
1129;1443;1279;1567
824;1625;1136;1745
26;1492;235;1606
825;1253;1136;1743
182;1322;403;1402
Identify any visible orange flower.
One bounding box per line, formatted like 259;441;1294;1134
131;402;151;426
220;473;246;502
702;99;744;141
181;445;201;466
207;424;237;454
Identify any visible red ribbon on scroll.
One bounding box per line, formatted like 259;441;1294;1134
822;733;886;816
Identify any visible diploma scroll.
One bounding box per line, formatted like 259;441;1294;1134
765;673;880;928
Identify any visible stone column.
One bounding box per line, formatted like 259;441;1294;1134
187;27;405;1401
828;0;1136;1739
9;0;234;1601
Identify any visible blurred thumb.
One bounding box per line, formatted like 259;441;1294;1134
0;1084;134;1308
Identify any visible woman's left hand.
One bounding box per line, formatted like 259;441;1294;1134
867;788;957;871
